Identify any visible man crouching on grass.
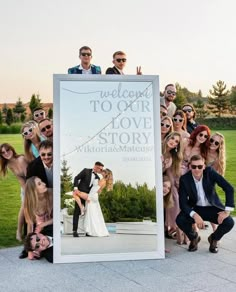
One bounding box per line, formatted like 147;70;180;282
176;154;234;253
24;225;53;263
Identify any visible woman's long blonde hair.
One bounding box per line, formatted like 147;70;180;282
163;175;173;209
102;168;113;191
210;132;226;176
24;176;52;225
21;121;41;162
162;132;183;177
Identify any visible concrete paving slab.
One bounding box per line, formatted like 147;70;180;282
0;219;236;292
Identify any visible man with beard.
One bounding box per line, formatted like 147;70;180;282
160;84;177;118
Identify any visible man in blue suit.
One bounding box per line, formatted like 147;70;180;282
176;154;234;253
68;46;101;74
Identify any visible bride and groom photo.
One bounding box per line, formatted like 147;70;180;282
71;161;113;238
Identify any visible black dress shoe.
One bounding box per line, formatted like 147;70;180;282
208;234;218;253
85;233;91;237
19;249;28;259
73;231;79;237
188;235;201;252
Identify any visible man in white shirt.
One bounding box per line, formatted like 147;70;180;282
176;154;234;253
160;84;177;118
68;46;101;74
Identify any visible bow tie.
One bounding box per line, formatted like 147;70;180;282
92;172;100;180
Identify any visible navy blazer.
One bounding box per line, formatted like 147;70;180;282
26;157;49;187
105;66;121;75
68;64;101;74
179;166;235;216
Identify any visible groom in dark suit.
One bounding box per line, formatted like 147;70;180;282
176;154;234;253
72;161;104;237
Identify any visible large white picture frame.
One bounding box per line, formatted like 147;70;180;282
53;74;164;263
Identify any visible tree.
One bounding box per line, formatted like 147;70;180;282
193;99;208;119
48;107;53;119
5;108;14;126
207;80;230;117
29;94;42;114
0;111;2;124
175;83;188;109
229;86;236;114
13;98;26;115
20;113;26;122
61;159;73;195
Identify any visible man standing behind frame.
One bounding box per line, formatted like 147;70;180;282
72;161;104;237
68;46;101;74
176;154;234;253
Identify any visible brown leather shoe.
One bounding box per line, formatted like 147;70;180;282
188;235;201;252
208;234;218;253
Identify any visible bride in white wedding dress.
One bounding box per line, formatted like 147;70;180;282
73;169;113;237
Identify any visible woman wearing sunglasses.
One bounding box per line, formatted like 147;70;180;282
0;143;28;241
206;132;226;233
207;133;226;176
172;110;190;144
21;121;45;162
182;125;211;175
24;176;53;259
161;116;174;141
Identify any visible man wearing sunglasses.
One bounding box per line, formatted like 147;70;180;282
182;103;198;134
24;224;53;263
176;154;234;253
160;84;177;118
68;46;101;74
26;140;53;188
33;107;46;123
105;51;142;75
38;118;53;141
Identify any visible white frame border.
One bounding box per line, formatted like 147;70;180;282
53;74;164;263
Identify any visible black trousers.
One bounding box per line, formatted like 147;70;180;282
176;206;234;241
72;198;85;232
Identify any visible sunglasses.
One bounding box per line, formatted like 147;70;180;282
210;138;220;146
191;164;204;170
41;124;51;132
34;235;41;250
115;58;127;63
34;112;44;118
161;112;167;117
173;118;183;123
166;90;176;96
183;109;192;113
22;128;33;136
81;52;91;57
161;123;171;128
199;133;208;139
0;148;10;155
41;152;52;157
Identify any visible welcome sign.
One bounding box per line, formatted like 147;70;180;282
53;75;164;263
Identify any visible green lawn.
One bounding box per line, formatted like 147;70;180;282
0;132;236;248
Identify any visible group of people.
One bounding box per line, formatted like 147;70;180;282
161;84;234;253
1;45;235;263
0;107;54;262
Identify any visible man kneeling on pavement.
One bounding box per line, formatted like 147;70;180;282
176;154;234;253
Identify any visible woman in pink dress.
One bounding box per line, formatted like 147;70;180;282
162;132;183;239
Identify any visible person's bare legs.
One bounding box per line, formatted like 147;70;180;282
73;195;85;215
16;205;24;241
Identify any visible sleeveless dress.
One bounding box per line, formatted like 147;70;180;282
83;179;109;237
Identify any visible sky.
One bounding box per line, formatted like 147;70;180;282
1;0;236;103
